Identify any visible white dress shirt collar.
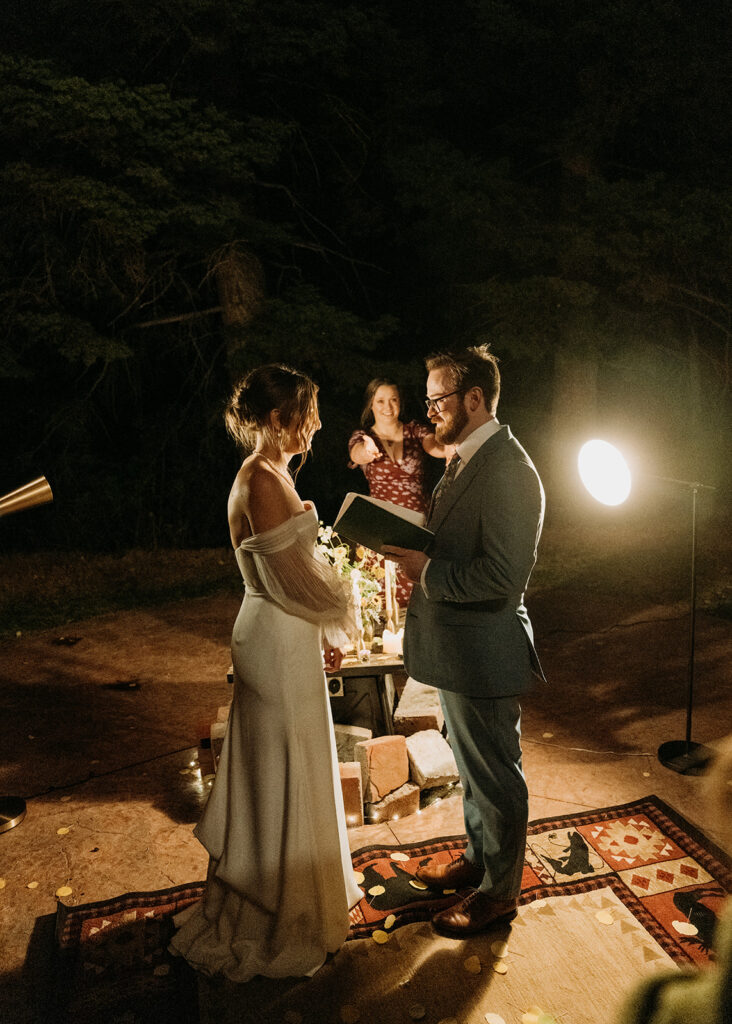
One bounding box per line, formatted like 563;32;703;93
454;417;501;472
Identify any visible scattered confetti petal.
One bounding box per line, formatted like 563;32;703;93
26;881;39;889
484;1016;507;1024
60;796;72;802
367;885;385;897
463;954;481;974
437;1019;459;1024
354;871;365;885
443;888;456;894
371;930;389;944
90;759;100;765
390;851;410;862
595;909;614;925
384;914;396;929
56;827;71;835
409;1005;426;1020
409;879;428;890
521;1014;540;1024
0;879;6;890
340;1005;360;1023
490;939;509;958
542;732;553;739
55;886;73;898
153;964;169;977
672;920;699;936
642;772;651;778
492;961;508;975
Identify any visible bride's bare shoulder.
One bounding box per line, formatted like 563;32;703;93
228;456;293;541
230;456;283;506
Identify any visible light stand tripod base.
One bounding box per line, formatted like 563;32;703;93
658;740;714;776
0;795;26;833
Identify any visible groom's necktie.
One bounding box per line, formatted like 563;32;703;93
427;454;462;524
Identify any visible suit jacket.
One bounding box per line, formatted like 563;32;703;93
403;424;545;697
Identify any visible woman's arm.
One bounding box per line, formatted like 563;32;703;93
422;433;456;461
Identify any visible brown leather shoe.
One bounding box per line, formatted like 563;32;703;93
415;854;485;890
431;890;518;937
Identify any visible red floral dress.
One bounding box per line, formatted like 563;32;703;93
348;421;432;605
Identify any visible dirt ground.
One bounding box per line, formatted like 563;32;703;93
0;502;730;1023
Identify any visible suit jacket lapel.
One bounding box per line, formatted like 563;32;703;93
428;426;509;535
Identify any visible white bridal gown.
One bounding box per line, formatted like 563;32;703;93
170;506;363;981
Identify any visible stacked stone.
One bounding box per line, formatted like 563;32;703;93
392;677;444;735
355;735;420;822
337;680;460;826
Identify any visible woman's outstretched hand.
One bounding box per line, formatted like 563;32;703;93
350;435;381;464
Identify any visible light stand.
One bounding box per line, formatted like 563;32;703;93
654;476;716;775
578;443;717;777
0;476;54;831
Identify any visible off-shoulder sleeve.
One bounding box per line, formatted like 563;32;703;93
240;518;355;647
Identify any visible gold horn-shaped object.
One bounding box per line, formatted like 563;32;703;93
0;476;54;518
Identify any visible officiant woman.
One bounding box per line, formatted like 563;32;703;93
348;377;453;603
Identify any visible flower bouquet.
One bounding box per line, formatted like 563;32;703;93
316;524;384;659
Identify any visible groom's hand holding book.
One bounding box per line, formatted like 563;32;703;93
381;544;429;583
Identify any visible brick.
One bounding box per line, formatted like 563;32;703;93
393;677;444;736
406;729;460;789
366;782;420;823
355;734;409;802
334;723;373;763
339;762;364;828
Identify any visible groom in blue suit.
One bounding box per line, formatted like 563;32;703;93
384;344;545;936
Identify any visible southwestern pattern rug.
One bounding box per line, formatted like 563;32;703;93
53;796;730;1022
348;795;730;965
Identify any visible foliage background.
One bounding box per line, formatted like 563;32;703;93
1;0;729;552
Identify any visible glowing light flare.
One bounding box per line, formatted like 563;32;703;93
578;440;632;506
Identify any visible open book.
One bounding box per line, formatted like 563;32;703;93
333;493;434;554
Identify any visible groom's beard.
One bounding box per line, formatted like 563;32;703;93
435;403;468;446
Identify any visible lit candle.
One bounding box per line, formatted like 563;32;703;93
384;559;394;630
382;627;404;656
351;574;363;637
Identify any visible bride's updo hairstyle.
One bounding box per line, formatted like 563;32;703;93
225;364;320;457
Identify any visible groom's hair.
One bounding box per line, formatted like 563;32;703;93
425;344;500;414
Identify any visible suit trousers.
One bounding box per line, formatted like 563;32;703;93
439;690;528;899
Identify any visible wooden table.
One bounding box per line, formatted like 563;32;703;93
326;652;404;735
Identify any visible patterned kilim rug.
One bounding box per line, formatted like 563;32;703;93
349;794;730;965
54;796;730;1023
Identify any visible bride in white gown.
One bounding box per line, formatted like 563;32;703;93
169;364;363;982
